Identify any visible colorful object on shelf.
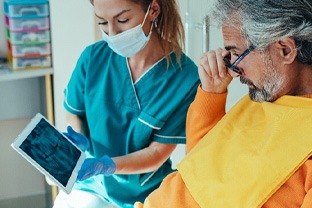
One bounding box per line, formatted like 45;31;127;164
3;0;51;70
6;28;50;44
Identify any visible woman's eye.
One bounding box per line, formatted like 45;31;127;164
118;19;128;23
98;21;108;25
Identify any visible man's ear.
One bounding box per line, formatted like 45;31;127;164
275;37;297;64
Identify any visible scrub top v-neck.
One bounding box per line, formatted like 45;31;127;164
64;41;200;207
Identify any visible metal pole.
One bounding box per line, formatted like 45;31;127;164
202;15;210;52
185;0;191;55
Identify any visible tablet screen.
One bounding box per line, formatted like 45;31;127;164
20;118;81;186
12;113;85;193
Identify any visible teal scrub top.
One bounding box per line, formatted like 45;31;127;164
64;41;200;207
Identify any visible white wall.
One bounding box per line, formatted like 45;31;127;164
50;0;98;131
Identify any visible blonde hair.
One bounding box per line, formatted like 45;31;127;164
153;0;185;66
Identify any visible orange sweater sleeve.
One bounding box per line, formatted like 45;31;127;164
134;172;200;208
186;86;227;152
262;158;312;207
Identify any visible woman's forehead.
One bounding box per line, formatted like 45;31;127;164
93;0;143;18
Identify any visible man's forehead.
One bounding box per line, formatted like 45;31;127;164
222;24;246;50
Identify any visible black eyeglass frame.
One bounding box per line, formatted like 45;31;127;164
224;45;255;75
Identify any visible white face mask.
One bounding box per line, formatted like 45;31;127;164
101;5;153;57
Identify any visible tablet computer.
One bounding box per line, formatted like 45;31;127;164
11;113;85;194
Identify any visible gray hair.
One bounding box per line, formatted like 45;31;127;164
211;0;312;65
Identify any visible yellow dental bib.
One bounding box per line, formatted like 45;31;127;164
177;95;312;208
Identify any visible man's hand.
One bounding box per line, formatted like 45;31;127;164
198;48;233;93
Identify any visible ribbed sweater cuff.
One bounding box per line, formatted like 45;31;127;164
191;85;227;117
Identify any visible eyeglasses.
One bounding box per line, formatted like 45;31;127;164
224;45;255;75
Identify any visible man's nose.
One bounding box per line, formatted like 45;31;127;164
228;69;240;78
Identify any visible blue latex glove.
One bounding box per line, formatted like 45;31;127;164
77;155;116;181
64;125;90;151
64;126;116;180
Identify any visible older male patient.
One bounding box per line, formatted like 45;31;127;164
135;0;312;207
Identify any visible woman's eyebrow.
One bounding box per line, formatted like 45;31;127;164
95;9;131;20
95;13;104;19
113;9;131;18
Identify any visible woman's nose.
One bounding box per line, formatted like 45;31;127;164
107;26;118;36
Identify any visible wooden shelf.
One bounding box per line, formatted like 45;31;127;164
0;66;53;82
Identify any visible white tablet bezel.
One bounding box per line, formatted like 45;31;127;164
11;113;85;194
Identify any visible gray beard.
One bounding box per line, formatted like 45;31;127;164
240;76;278;102
239;52;283;103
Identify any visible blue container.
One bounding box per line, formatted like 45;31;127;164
4;0;49;18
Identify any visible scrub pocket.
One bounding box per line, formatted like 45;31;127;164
130;111;165;150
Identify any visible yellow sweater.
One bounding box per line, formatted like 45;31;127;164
135;87;312;208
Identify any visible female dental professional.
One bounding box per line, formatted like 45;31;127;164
52;0;200;207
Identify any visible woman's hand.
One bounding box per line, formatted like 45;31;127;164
64;125;90;151
198;48;233;93
77;155;116;181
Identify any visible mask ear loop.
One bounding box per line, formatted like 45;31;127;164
147;20;154;36
141;4;151;27
141;4;154;36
